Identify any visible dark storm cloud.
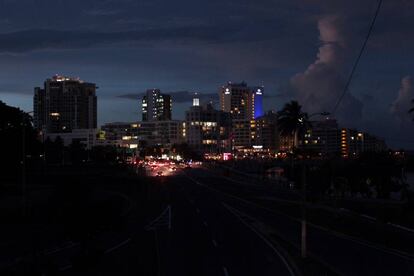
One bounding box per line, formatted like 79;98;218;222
299;0;414;49
1;0;414;147
0;0;311;53
288;0;414;126
118;91;216;103
0;25;241;53
118;90;286;104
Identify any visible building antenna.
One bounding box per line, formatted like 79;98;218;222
331;0;383;115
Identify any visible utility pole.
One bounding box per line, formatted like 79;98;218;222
301;162;307;258
21;111;34;218
297;111;328;258
21;113;26;218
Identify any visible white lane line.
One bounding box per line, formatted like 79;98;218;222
196;208;200;213
361;214;377;221
104;238;131;254
387;222;414;233
223;266;230;276
212;239;218;247
145;205;172;231
223;203;295;276
45;242;79;255
203;221;208;227
59;264;73;271
332;232;414;260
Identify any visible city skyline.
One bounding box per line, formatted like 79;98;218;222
29;73;384;158
0;0;413;149
1;2;414;275
0;74;404;151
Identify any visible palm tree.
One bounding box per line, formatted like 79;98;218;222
277;101;311;149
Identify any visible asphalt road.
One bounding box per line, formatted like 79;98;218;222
8;165;412;275
74;169;295;276
158;174;295;276
82;167;414;275
181;168;414;276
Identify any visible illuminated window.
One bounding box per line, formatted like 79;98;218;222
193;97;199;106
202;140;217;145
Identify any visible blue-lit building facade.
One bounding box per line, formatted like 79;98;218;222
253;86;264;119
219;82;270;151
219;82;263;120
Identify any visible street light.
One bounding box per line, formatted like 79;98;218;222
22;110;34;218
300;111;329;259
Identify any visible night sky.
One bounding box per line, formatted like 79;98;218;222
0;0;413;149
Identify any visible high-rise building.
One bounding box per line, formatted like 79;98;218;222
232;119;256;150
219;82;263;120
33;75;97;133
142;89;172;121
297;118;387;157
232;112;279;152
185;95;231;153
255;111;279;151
101;120;185;148
298;118;341;156
340;128;386;158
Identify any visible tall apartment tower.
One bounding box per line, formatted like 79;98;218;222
219;82;263;120
185;99;231;153
33;75;97;133
142;89;172;121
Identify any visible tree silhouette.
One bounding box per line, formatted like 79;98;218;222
44;136;65;164
277;101;311;149
0;101;41;183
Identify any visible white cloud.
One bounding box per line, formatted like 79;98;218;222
290;15;363;124
390;76;413;122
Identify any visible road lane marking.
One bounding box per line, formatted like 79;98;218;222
387;222;414;233
145;205;172;230
104;238;131;254
330;232;414;260
223;267;229;276
361;214;376;221
59;264;73;271
223;203;295;276
45;241;79;255
212;239;218;247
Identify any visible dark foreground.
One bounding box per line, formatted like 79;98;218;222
1;166;414;275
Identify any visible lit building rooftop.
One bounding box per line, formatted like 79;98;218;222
50;74;83;83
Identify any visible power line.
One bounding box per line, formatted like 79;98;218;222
332;0;383;115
